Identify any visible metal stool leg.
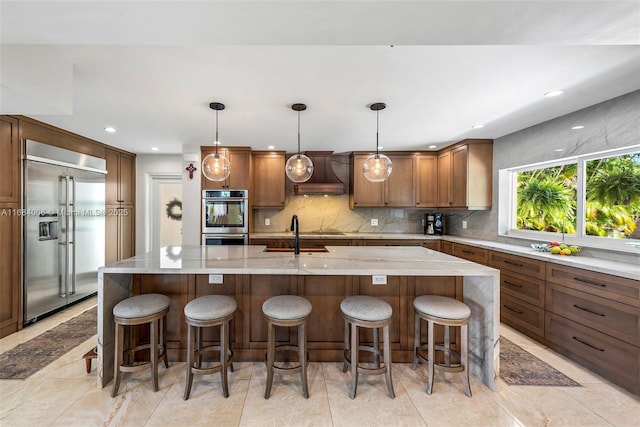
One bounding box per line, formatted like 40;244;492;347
221;320;230;398
461;323;472;397
427;319;435;395
383;324;395;398
299;322;309;398
265;322;275;399
412;313;420;370
349;322;359;399
111;323;124;397
184;324;195;400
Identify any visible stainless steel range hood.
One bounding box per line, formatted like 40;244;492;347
293;151;347;195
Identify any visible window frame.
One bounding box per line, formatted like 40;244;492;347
500;144;640;253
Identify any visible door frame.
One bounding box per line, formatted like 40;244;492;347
145;173;182;253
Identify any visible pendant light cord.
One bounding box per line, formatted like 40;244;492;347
375;109;380;158
297;109;301;158
214;109;219;156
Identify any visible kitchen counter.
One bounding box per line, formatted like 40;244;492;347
250;232;438;240
98;245;499;391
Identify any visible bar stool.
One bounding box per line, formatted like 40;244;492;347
262;295;312;399
412;294;472;397
184;295;236;400
341;295;395;399
112;293;170;397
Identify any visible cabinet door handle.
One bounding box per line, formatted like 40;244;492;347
504;280;523;289
574;277;606;288
572;336;605;352
504;259;524;267
573;304;606;317
503;304;523;314
461;249;474;254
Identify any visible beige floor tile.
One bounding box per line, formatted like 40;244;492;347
49;361;182;427
239;377;332;427
1;378;95;426
31;336;98;379
488;379;613;426
145;366;249;427
560;381;640;427
325;379;426;426
0;338;22;354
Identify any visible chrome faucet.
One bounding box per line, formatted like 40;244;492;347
290;214;300;255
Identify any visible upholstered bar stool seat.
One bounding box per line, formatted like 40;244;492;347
112;293;170;397
262;295;312;399
412;294;472;397
341;295;395;399
184;295;237;399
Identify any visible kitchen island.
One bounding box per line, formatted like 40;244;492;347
97;245;500;390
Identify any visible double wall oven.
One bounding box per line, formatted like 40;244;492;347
202;189;249;245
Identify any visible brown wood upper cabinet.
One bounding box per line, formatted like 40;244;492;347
201;146;251;190
0;117;20;204
349;153;415;208
437;139;492;210
106;148;135;205
251;151;285;208
415;153;438;208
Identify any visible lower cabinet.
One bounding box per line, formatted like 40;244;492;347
450;242;488;264
501;294;545;339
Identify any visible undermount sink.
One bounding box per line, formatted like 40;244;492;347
264;247;329;253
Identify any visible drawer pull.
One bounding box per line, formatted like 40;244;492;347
504;304;523;314
504;259;524;267
574;277;606;288
461;249;474;254
504;280;523;289
572;336;605;352
573;304;606;317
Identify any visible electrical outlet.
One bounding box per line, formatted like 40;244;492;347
462;220;468;229
208;274;223;284
372;275;387;285
265;218;270;226
371;218;378;226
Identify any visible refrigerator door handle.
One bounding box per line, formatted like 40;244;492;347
58;175;68;298
69;175;76;296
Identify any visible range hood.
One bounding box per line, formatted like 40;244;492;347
293;151;347;195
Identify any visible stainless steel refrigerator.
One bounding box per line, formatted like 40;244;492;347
23;140;107;324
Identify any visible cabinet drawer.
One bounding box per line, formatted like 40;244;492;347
545;312;640;394
500;294;544;338
500;271;545;308
489;251;545;280
546;264;640;307
546;283;639;346
451;243;488;264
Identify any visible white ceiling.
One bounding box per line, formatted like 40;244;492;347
1;1;639;155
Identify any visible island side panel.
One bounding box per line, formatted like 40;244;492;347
98;272;133;388
463;273;500;391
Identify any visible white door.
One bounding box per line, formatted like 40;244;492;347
149;175;182;250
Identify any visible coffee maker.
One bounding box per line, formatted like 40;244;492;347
424;213;444;235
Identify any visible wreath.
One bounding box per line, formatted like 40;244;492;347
165;198;182;221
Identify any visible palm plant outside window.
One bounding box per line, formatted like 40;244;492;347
510;147;640;249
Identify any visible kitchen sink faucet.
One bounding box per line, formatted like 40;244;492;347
290;214;300;255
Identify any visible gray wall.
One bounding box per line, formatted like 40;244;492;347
447;90;640;263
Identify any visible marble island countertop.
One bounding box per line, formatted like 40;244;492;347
250;232;438;240
100;245;498;277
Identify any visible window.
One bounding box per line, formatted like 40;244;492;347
503;146;640;251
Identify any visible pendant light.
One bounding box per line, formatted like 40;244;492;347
285;103;314;183
363;102;392;182
202;102;231;182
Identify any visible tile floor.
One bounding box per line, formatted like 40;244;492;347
1;297;639;426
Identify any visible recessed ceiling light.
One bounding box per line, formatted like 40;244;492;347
571;125;584;130
544;90;564;97
555;148;565;152
104;126;116;133
472;124;484;129
428;145;437;149
267;145;275;150
151;147;159;151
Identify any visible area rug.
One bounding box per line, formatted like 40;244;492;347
0;306;97;379
500;336;580;386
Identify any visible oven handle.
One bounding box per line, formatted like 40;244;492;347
202;197;248;202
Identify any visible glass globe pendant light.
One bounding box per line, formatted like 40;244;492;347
285;103;314;183
202;102;231;182
363;102;392;182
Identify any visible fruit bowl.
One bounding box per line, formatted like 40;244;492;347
548;242;580;255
